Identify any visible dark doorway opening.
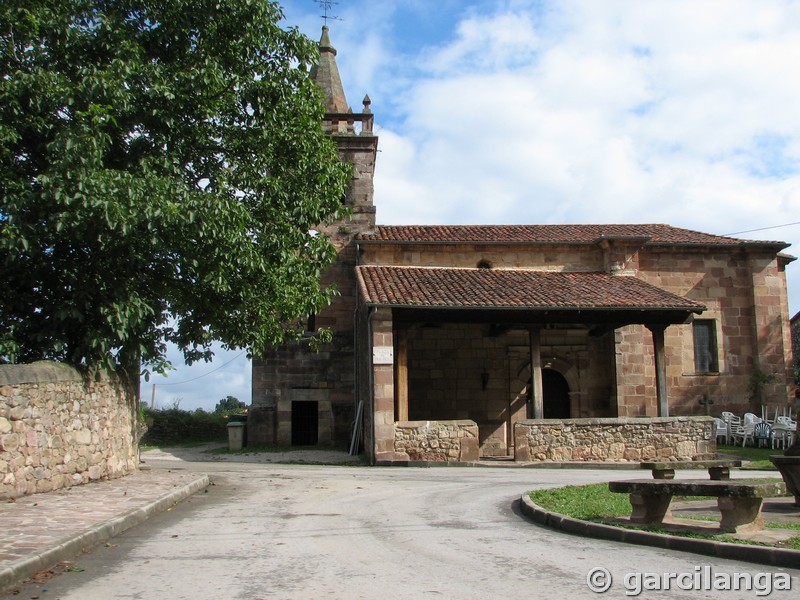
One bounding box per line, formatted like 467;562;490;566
543;369;570;419
291;400;318;445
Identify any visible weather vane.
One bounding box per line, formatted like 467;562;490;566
314;0;341;25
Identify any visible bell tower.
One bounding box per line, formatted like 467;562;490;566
311;25;378;243
249;25;378;448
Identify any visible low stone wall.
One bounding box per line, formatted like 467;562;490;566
0;362;139;498
514;417;715;462
394;420;480;462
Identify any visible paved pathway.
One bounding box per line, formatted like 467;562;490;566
0;444;358;592
0;447;797;599
0;469;209;590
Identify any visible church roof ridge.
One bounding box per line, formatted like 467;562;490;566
356;224;788;249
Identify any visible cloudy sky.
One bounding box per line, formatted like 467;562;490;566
146;0;800;412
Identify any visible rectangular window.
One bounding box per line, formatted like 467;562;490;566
693;320;719;373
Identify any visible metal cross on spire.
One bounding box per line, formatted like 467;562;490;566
314;0;341;26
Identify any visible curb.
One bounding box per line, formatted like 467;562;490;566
519;494;800;569
374;460;642;469
0;474;210;591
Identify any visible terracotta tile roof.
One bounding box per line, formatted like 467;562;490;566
356;266;706;312
356;224;787;248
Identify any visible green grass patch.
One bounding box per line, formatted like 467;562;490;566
528;483;631;520
528;481;797;550
718;444;779;470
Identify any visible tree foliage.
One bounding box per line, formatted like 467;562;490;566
214;395;246;414
0;0;350;375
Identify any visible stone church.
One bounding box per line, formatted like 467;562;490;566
250;27;795;464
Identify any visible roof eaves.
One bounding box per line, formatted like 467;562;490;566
646;239;790;251
356;237;602;246
360;300;706;313
355;267;372;304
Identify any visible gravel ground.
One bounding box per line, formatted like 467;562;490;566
141;442;364;466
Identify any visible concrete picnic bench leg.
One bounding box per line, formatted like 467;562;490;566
708;466;730;480
651;467;731;480
628;493;673;524
717;497;765;533
651;468;675;479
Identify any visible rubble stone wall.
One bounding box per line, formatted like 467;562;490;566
394;420;480;462
514;416;715;462
0;362;138;499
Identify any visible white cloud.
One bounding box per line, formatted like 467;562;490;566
369;0;800;231
420;12;542;74
145;344;250;412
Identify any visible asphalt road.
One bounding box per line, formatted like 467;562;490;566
3;457;799;599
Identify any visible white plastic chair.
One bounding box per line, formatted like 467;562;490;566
722;411;741;426
722;412;740;446
729;424;746;446
713;417;729;445
720;412;741;444
774;416;797;448
743;412;761;425
735;414;761;447
772;427;791;449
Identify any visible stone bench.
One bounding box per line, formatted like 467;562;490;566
639;459;742;480
608;479;786;533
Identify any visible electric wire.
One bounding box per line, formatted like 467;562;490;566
152;351;247;386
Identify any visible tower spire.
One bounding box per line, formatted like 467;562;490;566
310;25;348;113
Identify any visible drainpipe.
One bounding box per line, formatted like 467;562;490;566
352;242;361;454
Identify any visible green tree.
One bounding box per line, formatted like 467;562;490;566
214;395;246;414
0;0;350;376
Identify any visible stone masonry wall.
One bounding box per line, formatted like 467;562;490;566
639;248;794;412
250;334;354;447
0;362;138;499
360;242;603;272
394;420;480;462
514;417;714;462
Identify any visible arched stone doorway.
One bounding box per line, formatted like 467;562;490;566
543;368;570;419
516;354;579;420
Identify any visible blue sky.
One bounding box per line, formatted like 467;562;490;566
146;0;800;412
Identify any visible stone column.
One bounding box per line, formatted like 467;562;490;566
395;326;408;422
647;324;669;417
529;327;544;419
371;309;396;460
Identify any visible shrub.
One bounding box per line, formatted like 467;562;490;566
141;407;228;445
